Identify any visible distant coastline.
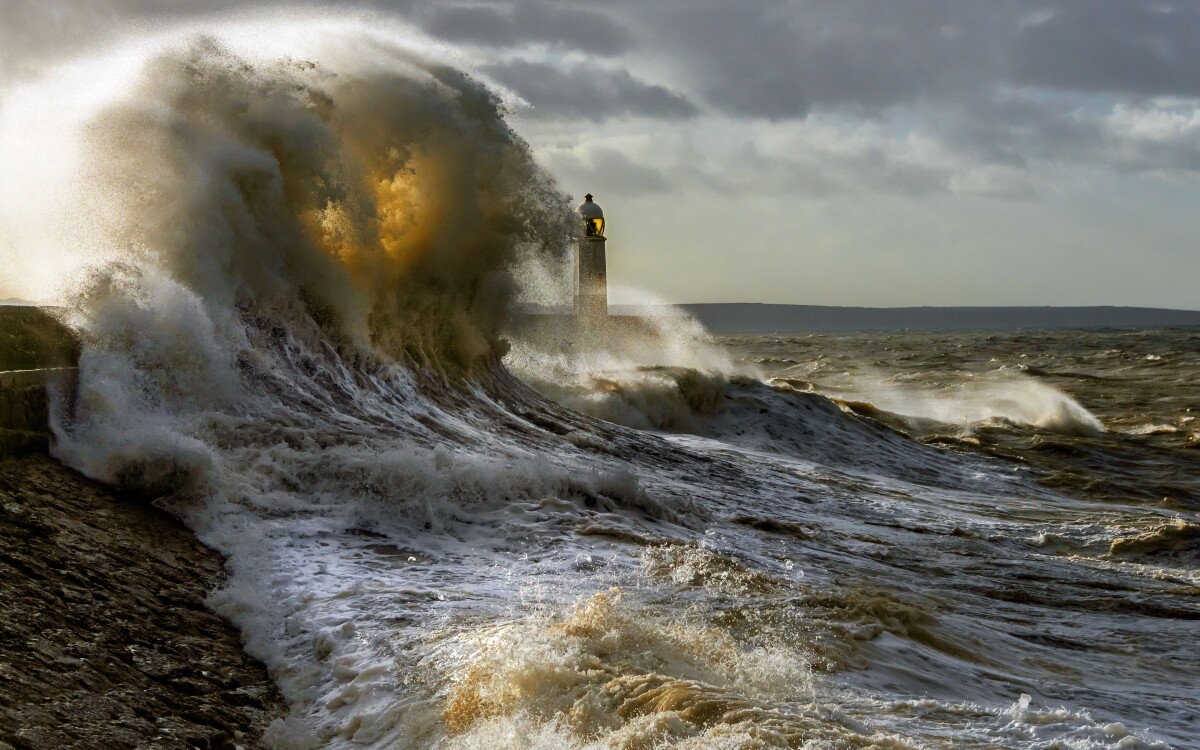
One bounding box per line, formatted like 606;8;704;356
612;304;1200;334
10;301;1200;337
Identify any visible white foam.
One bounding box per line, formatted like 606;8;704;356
12;16;1188;750
829;371;1105;436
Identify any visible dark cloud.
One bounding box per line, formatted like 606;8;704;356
485;59;698;121
1013;2;1200;96
6;0;1200;179
421;5;518;48
618;1;1200;118
420;1;632;56
621;1;1015;119
12;1;1200;109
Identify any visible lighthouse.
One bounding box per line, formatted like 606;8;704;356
575;193;607;320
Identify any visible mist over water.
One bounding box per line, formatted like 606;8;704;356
2;16;1196;750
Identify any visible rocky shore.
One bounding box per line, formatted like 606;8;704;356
0;454;284;749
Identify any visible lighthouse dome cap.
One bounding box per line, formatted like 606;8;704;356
578;194;604;219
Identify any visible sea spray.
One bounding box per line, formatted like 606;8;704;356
506;286;755;431
0;16;1191;750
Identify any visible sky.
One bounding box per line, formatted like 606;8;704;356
2;1;1199;308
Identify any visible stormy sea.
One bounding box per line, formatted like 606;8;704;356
3;20;1196;750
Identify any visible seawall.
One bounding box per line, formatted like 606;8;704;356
0;368;77;457
509;313;662;354
0;306;80;457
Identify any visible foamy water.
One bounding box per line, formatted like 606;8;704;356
0;19;1195;750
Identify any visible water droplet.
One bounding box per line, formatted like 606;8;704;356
784;559;794;570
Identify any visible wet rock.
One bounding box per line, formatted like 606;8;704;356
0;454;283;749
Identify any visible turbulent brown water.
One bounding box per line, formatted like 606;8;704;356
505;326;1199;749
726;327;1200;510
2;18;1197;750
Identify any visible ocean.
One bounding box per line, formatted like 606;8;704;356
501;325;1199;749
4;21;1196;749
56;311;1200;749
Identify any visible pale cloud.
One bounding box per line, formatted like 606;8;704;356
542;146;671;196
1107;103;1200;143
538;118;1036;200
1102;103;1200;173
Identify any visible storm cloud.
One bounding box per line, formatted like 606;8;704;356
6;2;1200;183
3;0;1199;307
485;59;697;121
420;1;632;56
9;2;1200;125
451;0;1200;184
1012;1;1200;97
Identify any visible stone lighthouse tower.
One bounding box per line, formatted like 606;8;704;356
575;193;607;319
